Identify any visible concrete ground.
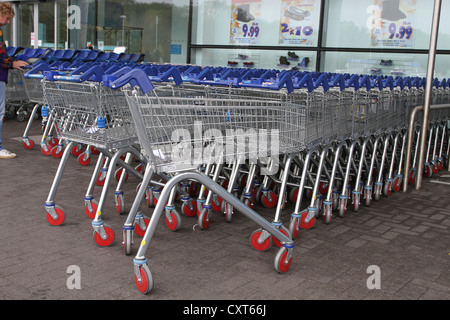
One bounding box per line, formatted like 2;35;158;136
0;116;449;304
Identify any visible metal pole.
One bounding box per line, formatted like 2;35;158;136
416;0;442;191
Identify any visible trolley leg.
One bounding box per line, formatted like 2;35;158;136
44;141;75;226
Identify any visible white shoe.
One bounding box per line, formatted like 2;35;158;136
0;149;17;159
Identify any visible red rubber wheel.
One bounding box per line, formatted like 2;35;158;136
182;200;197;217
93;226;115;247
262;191;277;208
318;182;329;194
300;211;315;229
211;197;223;212
84;201;98;219
135;218;150;237
272;228;289;248
24;139;34;150
41;144;52;156
71;144;83;157
48;137;59;148
78;153;91;166
250;229;271;251
275;248;292;273
199;209;211;229
46;206;65;226
51;146;63;158
135;265;153;294
165;212;179;231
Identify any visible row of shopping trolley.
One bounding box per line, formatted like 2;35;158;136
13;60;450;294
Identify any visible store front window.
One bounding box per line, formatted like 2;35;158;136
68;0;189;63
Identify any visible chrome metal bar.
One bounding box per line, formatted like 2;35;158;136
416;0;442;191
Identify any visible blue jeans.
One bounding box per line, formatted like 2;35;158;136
0;81;5;151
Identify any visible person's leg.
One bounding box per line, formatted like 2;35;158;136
0;81;5;151
0;81;16;158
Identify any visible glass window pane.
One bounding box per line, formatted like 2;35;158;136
16;3;34;48
323;0;432;50
191;47;316;71
192;0;322;47
39;2;55;48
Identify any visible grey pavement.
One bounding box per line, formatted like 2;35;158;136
0;117;449;302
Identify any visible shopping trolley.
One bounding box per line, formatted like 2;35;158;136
105;69;301;293
4;68;29;120
42;67;148;228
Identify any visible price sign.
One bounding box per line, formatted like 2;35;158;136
368;0;417;48
279;0;317;46
230;0;261;45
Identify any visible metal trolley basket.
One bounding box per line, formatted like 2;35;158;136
108;69;306;294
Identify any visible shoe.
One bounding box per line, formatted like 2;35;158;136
236;5;255;23
279;56;290;65
0;148;17;159
243;61;254;67
288;51;299;59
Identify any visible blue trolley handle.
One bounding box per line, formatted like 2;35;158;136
109;68;155;94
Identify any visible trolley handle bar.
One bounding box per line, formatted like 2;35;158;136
108;68;155;94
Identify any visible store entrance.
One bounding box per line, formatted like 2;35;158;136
13;0;67;50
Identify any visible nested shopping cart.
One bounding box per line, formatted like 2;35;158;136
105;69;303;294
4;68;29;120
42;68;148;229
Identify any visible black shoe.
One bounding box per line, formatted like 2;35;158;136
237;6;255;22
279;56;290;65
288;51;299;59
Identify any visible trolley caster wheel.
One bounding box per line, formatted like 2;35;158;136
93;225;115;247
115;168;129;182
71;144;84;157
274;247;293;273
288;187;299;203
338;198;347;218
46;205;66;226
318;182;329;194
393;177;402;192
383;181;392;197
423;163;432;178
432;163;439;174
289;217;300;239
198;208;211;230
300;210;315;229
134;263;153;294
250;229;271;251
84;199;98;219
211;196;223;212
115;192;125;214
23;138;34;150
41;144;52;156
51;145;63;158
78;153;91;166
181;199;197;217
261;191;277;208
165;210;181;231
96;170;107;186
47;137;59;148
323;203;333;224
352;192;361;212
408;169;416;185
134;216;150;237
123;227;133;255
373;184;382;201
272;225;291;248
364;188;372;207
225;203;233;223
